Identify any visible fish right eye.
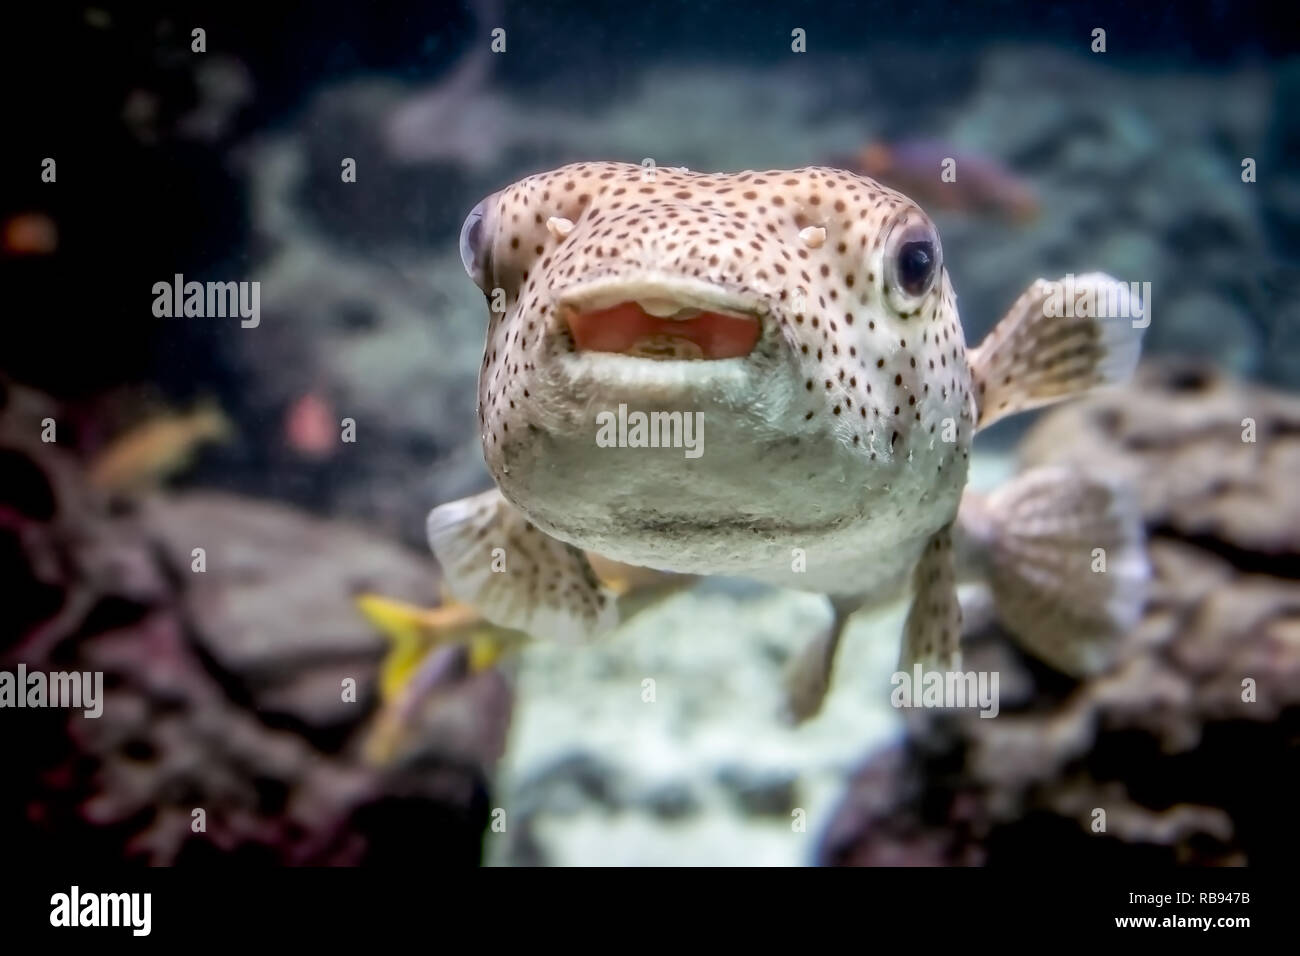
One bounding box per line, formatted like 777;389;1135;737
896;239;937;296
459;198;491;289
885;218;943;303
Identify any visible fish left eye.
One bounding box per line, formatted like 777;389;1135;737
459;198;491;289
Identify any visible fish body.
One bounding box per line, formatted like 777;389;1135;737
431;162;1147;715
466;163;973;599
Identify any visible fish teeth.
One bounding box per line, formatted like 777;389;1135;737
626;334;705;360
639;299;699;319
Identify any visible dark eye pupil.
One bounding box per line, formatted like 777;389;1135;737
897;240;935;295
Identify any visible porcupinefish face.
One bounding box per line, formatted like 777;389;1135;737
457;162;975;572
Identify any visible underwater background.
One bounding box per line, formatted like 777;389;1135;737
1;0;1298;865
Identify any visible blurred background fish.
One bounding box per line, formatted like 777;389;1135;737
88;400;233;493
834;139;1040;223
2;212;59;256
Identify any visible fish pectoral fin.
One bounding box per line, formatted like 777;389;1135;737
975;466;1149;675
900;525;963;673
969;273;1145;431
780;598;857;725
427;489;619;643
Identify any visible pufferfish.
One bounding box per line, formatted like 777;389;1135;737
427;161;1149;720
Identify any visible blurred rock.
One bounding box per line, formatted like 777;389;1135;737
819;362;1300;866
716;766;799;818
1018;360;1300;554
484;582;916;867
0;393;508;865
139;492;437;730
1143;292;1262;377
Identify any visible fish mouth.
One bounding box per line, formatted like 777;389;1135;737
556;276;763;361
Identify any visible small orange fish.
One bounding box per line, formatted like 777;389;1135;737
2;213;58;256
88;401;233;492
